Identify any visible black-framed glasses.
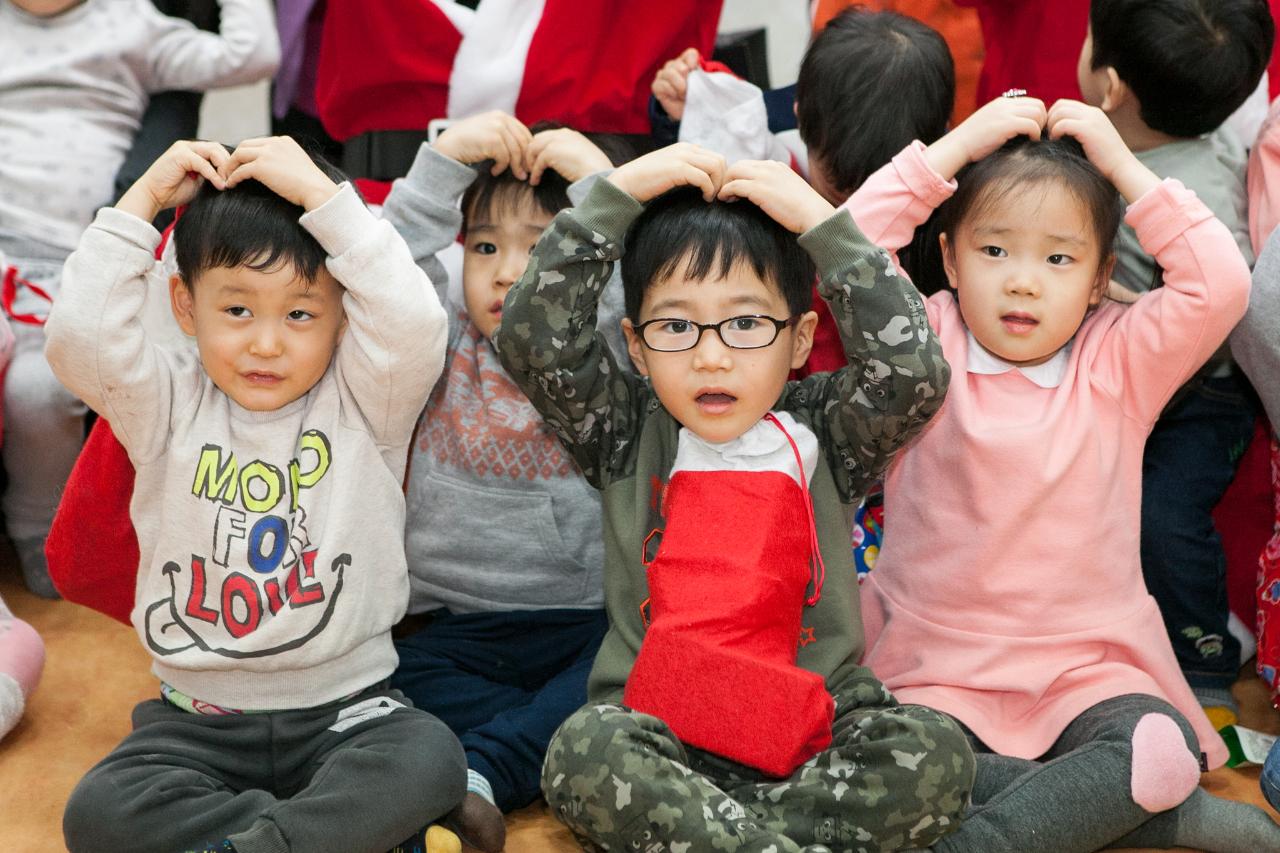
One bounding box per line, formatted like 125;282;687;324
634;315;797;352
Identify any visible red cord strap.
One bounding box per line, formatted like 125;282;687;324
764;412;827;606
2;265;53;326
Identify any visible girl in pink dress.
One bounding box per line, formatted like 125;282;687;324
843;96;1280;851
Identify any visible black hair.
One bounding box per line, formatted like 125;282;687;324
936;135;1124;272
620;187;816;322
460;121;622;234
796;7;954;200
796;6;954;291
173;144;349;286
1090;0;1273;138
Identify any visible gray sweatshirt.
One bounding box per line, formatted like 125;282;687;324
44;185;448;710
381;144;623;614
1232;230;1280;435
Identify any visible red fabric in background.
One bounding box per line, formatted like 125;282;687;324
45;418;136;625
316;0;463;141
623;469;834;777
516;1;722;134
1218;419;1276;633
953;0;1087;106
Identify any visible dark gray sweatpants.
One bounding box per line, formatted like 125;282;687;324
63;683;467;853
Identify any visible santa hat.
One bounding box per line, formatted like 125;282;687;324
315;0;723;140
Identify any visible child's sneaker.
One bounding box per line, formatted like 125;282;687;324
389;825;462;853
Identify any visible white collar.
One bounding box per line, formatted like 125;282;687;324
965;332;1070;388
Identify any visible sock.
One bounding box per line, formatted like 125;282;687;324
0;674;25;740
467;768;496;806
14;536;59;600
1129;713;1201;812
1193;686;1240;729
1110;787;1280;853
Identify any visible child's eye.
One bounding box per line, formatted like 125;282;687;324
727;317;762;331
1047;253;1073;266
659;319;692;334
225;306;250;318
287;310;314;321
980;246;1007;258
472;242;497;255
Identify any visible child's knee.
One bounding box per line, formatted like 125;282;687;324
1129;712;1201;812
63;769;129;853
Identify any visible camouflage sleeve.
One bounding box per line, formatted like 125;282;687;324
493;178;651;488
779;210;950;503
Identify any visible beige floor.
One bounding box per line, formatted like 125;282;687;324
1;557;1276;853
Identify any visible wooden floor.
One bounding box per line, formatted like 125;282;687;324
1;560;1277;853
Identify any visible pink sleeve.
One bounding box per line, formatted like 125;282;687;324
1248;98;1280;255
1090;180;1252;423
839;141;956;279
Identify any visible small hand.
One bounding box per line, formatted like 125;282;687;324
434;111;533;179
117;140;229;222
925;95;1047;180
1046;99;1159;202
652;47;701;121
718;159;835;234
525;127;613;185
222;136;341;211
607;142;726;203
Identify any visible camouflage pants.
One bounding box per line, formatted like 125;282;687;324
541;672;974;853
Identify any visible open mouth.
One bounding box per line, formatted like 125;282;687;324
696;391;737;414
1000;312;1038;334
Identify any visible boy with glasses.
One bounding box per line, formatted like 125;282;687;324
495;143;973;852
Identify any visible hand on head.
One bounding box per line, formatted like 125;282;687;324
433;110;535;178
118;136;341;222
925;95;1159;203
608;144;835;234
651;47;701;121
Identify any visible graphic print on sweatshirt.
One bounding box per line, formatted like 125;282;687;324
144;429;350;658
417;325;576;481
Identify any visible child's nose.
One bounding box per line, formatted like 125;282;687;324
690;326;733;370
496;253;525;287
248;324;283;357
1006;266;1040;296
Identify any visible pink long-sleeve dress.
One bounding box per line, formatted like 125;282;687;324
842;142;1247;769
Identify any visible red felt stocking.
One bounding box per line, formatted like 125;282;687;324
624;448;834;776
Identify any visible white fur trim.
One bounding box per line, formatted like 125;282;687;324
446;0;546;120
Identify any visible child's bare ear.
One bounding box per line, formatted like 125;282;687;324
621;318;650;376
169;273;197;337
939;233;960;292
788;310;819;370
1100;67;1129;113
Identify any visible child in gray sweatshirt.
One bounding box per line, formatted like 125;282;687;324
45;136;463;853
379;111;625;853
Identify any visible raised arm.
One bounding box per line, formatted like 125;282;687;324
844;94;1047;265
1043;100;1250;420
45;141;229;461
144;0;280;93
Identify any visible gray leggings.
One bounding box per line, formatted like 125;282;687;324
63;684;467;853
934;693;1197;853
0;236;86;545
